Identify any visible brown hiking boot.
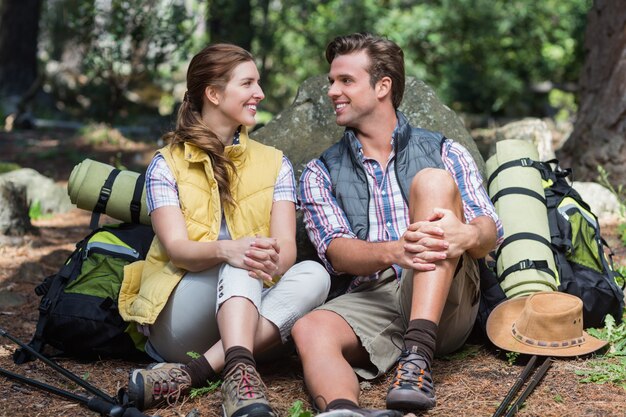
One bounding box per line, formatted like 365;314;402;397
127;362;191;410
386;346;436;411
220;363;276;417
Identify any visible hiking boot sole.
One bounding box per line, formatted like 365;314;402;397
222;402;277;417
386;392;436;411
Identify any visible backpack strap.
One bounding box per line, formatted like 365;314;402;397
90;169;121;230
487;157;546;189
498;258;557;284
13;236;90;364
495;232;552;260
491;187;546;206
130;173;145;224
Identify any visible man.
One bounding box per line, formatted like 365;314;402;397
293;33;502;417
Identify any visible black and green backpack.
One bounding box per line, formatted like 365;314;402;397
13;223;154;364
540;161;625;328
476;156;625;335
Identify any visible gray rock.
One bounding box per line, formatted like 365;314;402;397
252;75;483;178
0;168;73;215
482;118;556;162
572;181;621;223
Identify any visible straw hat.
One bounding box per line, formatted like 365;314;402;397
486;292;607;357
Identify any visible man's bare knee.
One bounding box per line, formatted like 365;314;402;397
292;310;332;354
292;310;356;356
410;168;458;201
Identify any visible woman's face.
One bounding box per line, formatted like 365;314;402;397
214;60;265;129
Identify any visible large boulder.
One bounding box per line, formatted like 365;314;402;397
0;168;73;216
252;75;483;178
252;75;480;261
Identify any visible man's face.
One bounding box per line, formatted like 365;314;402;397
327;51;379;129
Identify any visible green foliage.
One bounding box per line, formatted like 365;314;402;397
288;400;313;417
37;0;593;119
257;0;592;115
615;265;626;289
189;379;222;399
548;90;577;122
587;315;626;357
186;351;202;360
578;316;626;390
0;162;21;174
506;351;520;366
40;0;197;121
553;393;564;403
29;200;44;220
575;357;626;389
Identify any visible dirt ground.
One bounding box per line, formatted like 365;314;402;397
1;127;625;417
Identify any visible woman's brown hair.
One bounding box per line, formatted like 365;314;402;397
162;43;254;207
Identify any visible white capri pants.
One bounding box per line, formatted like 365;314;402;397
146;260;330;363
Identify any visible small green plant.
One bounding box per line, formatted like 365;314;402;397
28;200;52;220
614;265;626;288
553;393;563;403
186;351;201;359
0;161;21;174
505;351;520;366
189;379;221;399
576;315;626;390
288;400;313;417
587;315;626;357
575;357;626;389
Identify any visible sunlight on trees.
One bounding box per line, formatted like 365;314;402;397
15;0;593;123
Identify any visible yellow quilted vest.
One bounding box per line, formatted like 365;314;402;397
119;128;283;324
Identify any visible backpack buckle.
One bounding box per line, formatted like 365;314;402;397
39;297;52;313
520;158;532;167
519;259;534;270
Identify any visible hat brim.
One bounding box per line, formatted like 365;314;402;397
486;296;608;357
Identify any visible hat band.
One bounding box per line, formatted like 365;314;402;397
511;323;586;349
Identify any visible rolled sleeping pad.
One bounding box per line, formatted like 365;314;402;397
486;139;558;299
68;159;151;228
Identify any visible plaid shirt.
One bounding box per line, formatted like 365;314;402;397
299;136;503;291
146;132;296;213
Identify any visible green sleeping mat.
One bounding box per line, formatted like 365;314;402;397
486;139;558;299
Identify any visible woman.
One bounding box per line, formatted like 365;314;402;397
118;44;330;417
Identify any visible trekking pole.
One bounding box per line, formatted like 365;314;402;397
491;355;538;417
0;327;115;403
0;366;122;416
504;357;553;417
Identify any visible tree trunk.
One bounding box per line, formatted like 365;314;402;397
0;0;42;97
207;0;252;51
557;1;626;186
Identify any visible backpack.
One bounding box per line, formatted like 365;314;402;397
540;159;625;328
13;223;154;364
474;140;625;335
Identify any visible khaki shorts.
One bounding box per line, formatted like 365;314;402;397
317;253;479;379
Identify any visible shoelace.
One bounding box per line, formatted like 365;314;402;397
228;365;268;402
149;368;191;406
393;351;431;390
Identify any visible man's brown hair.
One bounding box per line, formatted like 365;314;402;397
326;32;405;109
